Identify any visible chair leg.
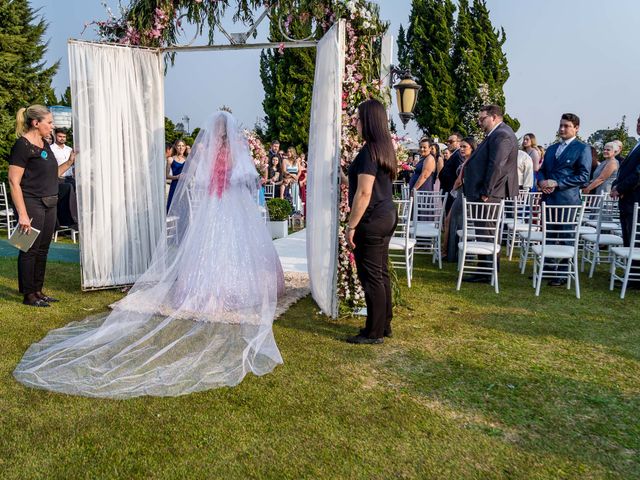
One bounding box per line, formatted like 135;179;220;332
621;258;631;299
493;252;500;294
574;256;581;299
456;248;465;291
609;255;616;291
535;256;544;296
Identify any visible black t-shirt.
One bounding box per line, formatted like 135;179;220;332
348;144;394;219
9;137;59;198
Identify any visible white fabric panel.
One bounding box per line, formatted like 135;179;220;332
68;41;165;289
306;21;345;318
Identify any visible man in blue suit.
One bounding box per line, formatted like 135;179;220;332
611;115;640;246
537;113;591;286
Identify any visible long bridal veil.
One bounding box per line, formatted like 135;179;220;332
14;111;285;398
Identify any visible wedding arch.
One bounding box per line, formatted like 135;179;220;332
71;0;392;319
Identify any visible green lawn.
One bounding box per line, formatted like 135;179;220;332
1;255;639;479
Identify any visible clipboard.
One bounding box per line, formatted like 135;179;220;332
8;226;41;252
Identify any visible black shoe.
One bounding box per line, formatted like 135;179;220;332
548;279;567;287
36;292;59;303
462;275;490;284
23;294;50;307
359;328;393;338
346;335;383;345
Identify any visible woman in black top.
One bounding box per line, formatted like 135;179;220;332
344;99;398;344
8;105;75;307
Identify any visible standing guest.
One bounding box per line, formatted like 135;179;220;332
284;146;301;211
431;142;444;176
166;139;188;212
613;139;625;164
51;128;74;183
462;104;518;282
588;145;600;178
517;149;534;190
443;137;477;262
268;140;281;165
442;148;451;162
582;141;619;195
344;99;397;345
408;137;437;192
438;133;464;214
522;133;541;172
298;159;307;217
51;128;78;229
538;113;592;286
267;155;284;196
611;115;640;249
8;105;75;307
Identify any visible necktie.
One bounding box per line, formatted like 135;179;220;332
556;141;567;158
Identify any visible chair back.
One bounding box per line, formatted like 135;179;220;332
413;190;447;229
540;203;584;251
401;183;410;200
0;182;15;236
263;183;275;199
580;193;604;222
595;198;620;236
392;181;405;198
393;198;414;247
462;199;504;246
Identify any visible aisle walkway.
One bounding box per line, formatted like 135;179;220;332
273;229;307;274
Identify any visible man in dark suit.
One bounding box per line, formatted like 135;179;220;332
438;132;463;214
462;104;519;282
611;115;640;248
537;113;591;286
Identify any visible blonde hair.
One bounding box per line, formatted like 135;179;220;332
16;105;50;137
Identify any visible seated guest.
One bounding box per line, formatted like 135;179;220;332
409;137;437;192
582;141;619;195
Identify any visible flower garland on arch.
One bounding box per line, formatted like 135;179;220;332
89;0;393;312
244;129;269;178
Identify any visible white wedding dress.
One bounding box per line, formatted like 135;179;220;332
13;111;284;398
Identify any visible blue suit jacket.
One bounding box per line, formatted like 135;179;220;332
538;139;591;205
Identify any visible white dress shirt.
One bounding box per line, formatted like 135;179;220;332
51;143;73;177
555;136;576;158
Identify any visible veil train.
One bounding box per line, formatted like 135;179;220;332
13;111;284;398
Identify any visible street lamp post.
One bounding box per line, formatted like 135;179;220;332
390;66;421;128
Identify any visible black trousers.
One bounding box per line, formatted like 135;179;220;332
620;205;634;247
18;196;57;295
353;208;398;339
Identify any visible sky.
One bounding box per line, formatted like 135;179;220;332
30;0;640;146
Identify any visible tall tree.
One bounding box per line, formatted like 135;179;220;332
405;0;457;138
0;0;58;181
469;0;519;132
397;24;410;70
451;0;485;136
259;6;316;153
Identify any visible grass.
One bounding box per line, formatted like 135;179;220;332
0;255;639;479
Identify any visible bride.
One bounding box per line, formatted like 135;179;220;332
13;111;285;398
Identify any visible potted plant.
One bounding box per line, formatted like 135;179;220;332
266;198;292;239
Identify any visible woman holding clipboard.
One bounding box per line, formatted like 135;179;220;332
8;105;75;307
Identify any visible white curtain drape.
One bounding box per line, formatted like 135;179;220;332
68;41;165;289
306;21;345;318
